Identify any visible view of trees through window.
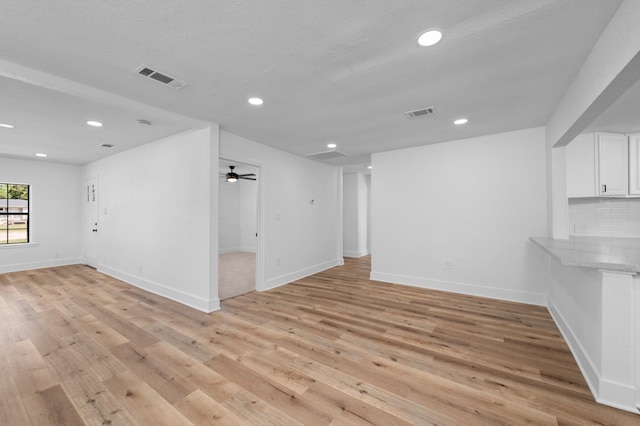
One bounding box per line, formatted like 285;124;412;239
0;183;29;244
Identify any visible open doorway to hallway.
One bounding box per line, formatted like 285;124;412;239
342;172;371;259
218;159;259;300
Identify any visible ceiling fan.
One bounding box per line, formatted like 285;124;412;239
222;165;256;182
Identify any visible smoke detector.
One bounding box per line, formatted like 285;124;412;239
134;65;188;89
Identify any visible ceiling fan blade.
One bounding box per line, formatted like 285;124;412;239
238;176;257;180
237;173;256;177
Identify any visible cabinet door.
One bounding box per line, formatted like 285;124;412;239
566;133;596;197
597;132;628;196
629;133;640;195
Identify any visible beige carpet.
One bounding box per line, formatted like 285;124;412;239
218;251;256;300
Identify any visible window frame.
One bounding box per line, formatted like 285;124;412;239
0;182;30;246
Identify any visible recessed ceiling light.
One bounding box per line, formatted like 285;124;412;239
454;118;468;125
36;153;47;157
248;97;264;106
86;120;103;127
367;165;372;169
417;29;442;47
327;143;337;149
0;123;14;129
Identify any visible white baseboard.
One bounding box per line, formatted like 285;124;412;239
99;265;220;313
547;299;600;398
219;247;256;254
0;257;83;274
369;271;547;306
219;247;241;254
343;250;369;258
263;258;342;292
546;300;639;414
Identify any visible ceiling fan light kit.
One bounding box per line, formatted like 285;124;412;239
224;165;256;183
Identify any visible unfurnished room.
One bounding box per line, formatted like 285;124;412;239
0;1;639;424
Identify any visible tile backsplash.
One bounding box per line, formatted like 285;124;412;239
568;198;640;237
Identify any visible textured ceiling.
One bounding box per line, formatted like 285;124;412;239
0;0;625;165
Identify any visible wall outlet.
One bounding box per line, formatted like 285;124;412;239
443;259;454;269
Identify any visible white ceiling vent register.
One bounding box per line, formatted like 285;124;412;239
307;150;347;160
404;106;435;119
134;65;188;89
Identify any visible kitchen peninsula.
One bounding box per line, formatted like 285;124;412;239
531;236;640;413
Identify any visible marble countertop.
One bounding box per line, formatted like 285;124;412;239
529;236;640;273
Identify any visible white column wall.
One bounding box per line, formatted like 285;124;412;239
82;126;219;312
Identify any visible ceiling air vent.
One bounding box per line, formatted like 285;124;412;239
99;143;115;148
134;65;188;89
307;150;347;161
404;106;435;119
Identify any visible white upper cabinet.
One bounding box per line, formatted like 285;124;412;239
629;133;640;195
566;133;597;197
597;132;628;196
566;132;639;198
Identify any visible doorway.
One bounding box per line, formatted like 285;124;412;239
83;177;99;268
218;159;260;300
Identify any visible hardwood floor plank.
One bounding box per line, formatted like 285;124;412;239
0;257;638;425
24;384;85;426
103;370;191;425
0;373;30;425
174;389;248;425
110;342;197;404
205;353;334;425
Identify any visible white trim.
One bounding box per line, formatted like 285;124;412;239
369;271;547;306
343;250;369;258
218;247;241;254
219;247;256;254
598;380;639;413
0;242;39;250
547;298;600;399
219;155;265;293
548;292;639;414
0;257;83;274
100;265;220;313
263;258;342;292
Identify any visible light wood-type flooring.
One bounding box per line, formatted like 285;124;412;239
0;257;638;425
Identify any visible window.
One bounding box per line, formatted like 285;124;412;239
0;183;29;245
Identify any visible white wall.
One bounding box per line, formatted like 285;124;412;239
343;172;369;257
371;127;549;305
239;178;258;252
218;178;241;252
82;126;220;312
0;158;82;272
218;175;258;253
547;262;640;412
547;262;602;389
220;130;341;290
